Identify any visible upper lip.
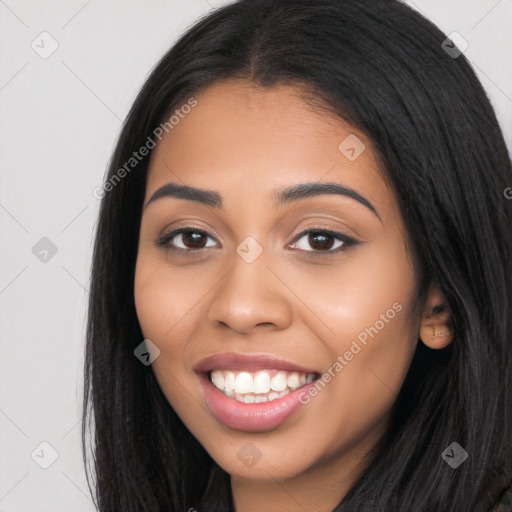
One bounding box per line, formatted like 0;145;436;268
194;352;320;374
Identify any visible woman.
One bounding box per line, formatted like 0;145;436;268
83;0;512;510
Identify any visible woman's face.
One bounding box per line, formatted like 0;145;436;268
134;79;421;491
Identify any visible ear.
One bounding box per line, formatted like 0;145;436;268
419;283;454;349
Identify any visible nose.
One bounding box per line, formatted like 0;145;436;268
207;250;293;335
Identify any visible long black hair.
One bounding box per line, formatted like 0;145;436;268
83;0;512;510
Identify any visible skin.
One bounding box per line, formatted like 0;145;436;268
134;79;453;511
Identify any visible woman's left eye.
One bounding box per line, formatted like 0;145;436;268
290;229;358;253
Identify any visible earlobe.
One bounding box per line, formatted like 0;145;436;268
419;285;454;349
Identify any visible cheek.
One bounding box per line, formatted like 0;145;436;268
276;229;417;350
134;255;213;346
133;256;203;407
285;233;418;433
133;257;214;428
314;313;416;463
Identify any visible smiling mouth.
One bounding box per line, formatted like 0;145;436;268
208;369;317;403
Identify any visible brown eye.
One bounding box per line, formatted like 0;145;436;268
156;228;217;251
181;230;208;248
290;229;358;253
308;232;336;251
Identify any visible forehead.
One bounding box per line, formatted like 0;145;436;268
146;79;394;214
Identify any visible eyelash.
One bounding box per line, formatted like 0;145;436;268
155;226;359;255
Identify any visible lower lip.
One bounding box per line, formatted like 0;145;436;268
198;373;317;432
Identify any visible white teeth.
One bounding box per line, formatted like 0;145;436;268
224;371;235;391
287;372;300;389
234;372;254;394
209;368;317;402
253;372;271;393
270;372;287;392
210;370;225;390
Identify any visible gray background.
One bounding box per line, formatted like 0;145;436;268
1;0;511;510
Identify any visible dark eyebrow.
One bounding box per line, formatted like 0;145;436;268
144;181;381;221
145;183;222;209
275;182;381;221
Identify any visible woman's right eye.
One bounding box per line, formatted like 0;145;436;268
156;228;218;251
